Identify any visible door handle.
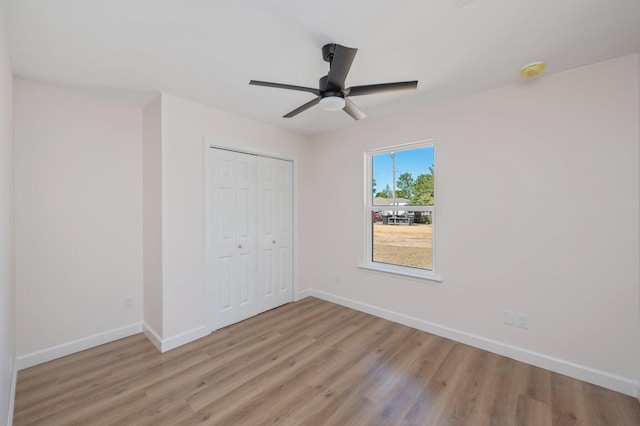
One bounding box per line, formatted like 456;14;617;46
238;244;242;249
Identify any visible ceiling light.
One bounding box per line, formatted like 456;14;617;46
520;62;546;79
319;96;346;111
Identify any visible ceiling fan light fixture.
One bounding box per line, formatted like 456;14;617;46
319;96;346;111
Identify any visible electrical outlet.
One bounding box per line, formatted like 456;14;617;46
335;274;342;285
8;354;13;379
516;313;529;329
503;310;515;326
122;297;133;311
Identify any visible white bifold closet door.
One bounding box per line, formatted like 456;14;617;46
257;156;294;312
209;148;293;330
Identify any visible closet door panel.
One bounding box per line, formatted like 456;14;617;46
258;157;293;312
209;148;293;331
210;149;258;329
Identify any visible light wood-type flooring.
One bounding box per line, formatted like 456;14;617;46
14;297;640;425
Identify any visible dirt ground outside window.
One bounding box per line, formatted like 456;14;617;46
372;223;433;270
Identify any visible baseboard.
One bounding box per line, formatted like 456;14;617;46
16;322;143;370
143;322;208;353
308;289;640;398
143;323;162;352
295;288;312;301
7;360;17;426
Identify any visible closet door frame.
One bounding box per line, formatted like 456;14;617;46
204;141;297;333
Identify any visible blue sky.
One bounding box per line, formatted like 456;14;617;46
373;146;434;194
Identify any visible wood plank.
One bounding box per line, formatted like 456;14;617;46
13;297;640;425
516;393;553;426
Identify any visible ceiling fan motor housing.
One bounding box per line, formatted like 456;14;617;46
319;76;344;95
322;43;336;63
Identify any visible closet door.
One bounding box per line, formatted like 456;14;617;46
258;157;293;311
210;148;258;329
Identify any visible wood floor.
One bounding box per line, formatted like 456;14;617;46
14;297;640;425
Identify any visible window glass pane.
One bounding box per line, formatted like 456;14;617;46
372;210;433;270
372;147;434;206
369;143;434;272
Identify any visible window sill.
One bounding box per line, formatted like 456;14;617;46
358;263;443;283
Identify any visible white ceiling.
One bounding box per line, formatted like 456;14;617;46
3;0;640;135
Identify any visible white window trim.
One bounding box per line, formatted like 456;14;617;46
361;140;443;283
357;263;443;282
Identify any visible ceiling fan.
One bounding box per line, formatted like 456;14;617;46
249;43;418;120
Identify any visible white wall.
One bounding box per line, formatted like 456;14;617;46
0;3;15;424
304;55;640;394
143;96;163;340
149;94;310;346
14;80;144;364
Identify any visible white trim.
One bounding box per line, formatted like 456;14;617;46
307;289;640;398
206;142;294;163
203;140;214;333
291;158;300;318
160;325;208;353
357;263;443;282
367;139;436;155
296;288;313;301
7;360;17;426
143;323;162;352
143;322;208;353
16;322;143;370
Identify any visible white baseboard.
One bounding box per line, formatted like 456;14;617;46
295;288;312;301
16;322;143;370
143;323;162;352
308;289;640;398
157;325;209;353
143;322;208;353
7;360;17;426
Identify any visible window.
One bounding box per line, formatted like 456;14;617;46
363;141;440;281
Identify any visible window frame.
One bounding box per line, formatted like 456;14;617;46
361;140;443;282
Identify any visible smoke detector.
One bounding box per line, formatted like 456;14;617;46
520;62;546;79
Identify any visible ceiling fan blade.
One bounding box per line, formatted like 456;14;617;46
326;44;357;91
249;80;321;96
343;98;367;121
283;97;320;118
346;81;418;97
